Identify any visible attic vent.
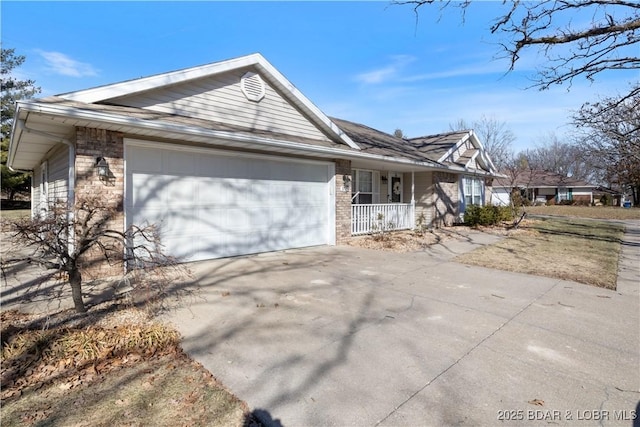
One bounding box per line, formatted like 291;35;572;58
240;72;266;102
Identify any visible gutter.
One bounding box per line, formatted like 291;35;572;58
17;101;506;178
20;100;450;173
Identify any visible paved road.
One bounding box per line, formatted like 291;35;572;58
163;226;640;426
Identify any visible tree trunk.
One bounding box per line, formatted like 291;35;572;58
69;267;86;313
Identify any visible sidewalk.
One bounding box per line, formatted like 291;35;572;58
616;220;640;296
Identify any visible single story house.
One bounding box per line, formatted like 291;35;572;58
592;186;624;206
492;170;595;206
8;53;499;274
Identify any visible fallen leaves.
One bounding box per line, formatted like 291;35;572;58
1;318;181;401
528;398;545;406
1;309;249;427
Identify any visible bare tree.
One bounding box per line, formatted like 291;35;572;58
396;0;640;99
2;195;186;313
450;115;515;169
523;132;595;181
573;88;640;204
500;151;533;227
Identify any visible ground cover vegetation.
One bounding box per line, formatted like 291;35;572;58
458;216;624;289
525;205;640;221
0;307;255;427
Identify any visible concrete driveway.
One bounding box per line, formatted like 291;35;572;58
164;228;640;426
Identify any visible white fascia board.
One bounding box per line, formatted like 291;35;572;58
58;53;360;151
253;56;360;151
437;131;470;163
59;54;265;103
7;103;27;169
468;131;499;173
19;101;438;171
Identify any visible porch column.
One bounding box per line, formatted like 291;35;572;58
411;171;415;228
411;172;415;204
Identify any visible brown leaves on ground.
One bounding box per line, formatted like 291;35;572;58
1;308;250;427
346;223;530;253
346;228;455;252
1;313;180;401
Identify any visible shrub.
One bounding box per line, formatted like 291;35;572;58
464;205;513;227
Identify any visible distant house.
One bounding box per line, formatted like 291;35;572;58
492;170;595;206
593;186;624;206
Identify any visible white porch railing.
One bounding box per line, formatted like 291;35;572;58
351;203;415;236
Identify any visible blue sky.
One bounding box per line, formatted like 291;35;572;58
2;1;636;152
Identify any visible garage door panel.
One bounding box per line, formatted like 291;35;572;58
128;147;163;173
166;151;197;175
126;144;332;262
167;178;197;206
197;156;228;176
131;174;169;207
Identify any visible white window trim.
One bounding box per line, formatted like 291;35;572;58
351;169;380;204
461;175;484;210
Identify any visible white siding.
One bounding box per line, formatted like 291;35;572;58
492;188;511;206
32;163;42;216
573;188;592;197
110;69;331;142
411;172;433;227
31;145;69;217
47;144;69;205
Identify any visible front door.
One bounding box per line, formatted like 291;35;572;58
391;175;402;203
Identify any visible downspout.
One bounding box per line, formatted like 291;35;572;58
16;120;76;252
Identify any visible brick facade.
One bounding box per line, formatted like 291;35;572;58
74;127;125;278
334;159;352;244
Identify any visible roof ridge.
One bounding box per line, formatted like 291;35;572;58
408;130;471;141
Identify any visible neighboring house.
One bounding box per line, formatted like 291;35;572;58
7;53;499;273
492;170;595;206
593;186;624;206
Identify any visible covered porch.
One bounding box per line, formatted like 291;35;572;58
351;202;415;235
350;169;418;236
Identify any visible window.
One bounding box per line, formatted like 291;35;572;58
351;169;378;204
462;176;483;207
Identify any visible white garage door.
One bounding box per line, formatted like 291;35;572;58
125;142;334;261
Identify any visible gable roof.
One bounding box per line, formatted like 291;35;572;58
409;130;497;173
408;131;470;162
58;53;359;151
494;170;594;188
330;117;438;166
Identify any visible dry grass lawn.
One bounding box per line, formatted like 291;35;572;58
1;308;253;427
458;217;624;289
0;209;30;220
525;205;640;221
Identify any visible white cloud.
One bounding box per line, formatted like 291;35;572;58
354;55;416;84
36;50;98;77
402;61;507;82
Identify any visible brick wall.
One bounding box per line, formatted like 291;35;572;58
334;159;352;244
74;127;125;278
